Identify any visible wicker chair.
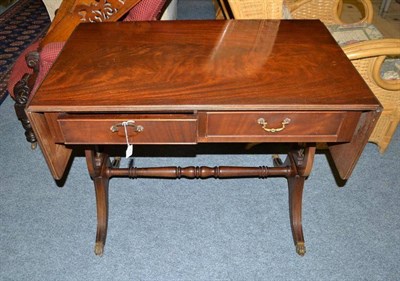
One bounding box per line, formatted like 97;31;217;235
217;0;373;23
343;39;400;153
225;0;284;19
286;0;373;25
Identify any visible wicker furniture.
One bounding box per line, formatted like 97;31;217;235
327;23;400;153
225;0;284;19
343;39;400;153
286;0;373;25
217;0;373;23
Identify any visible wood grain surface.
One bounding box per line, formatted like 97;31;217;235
29;20;379;112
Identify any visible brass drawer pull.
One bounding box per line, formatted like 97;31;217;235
110;120;144;133
257;118;291;133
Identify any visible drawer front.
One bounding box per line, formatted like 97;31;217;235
58;114;197;144
198;111;360;142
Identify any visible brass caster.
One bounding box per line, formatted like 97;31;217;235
31;142;37;150
94;242;104;256
296;242;306;256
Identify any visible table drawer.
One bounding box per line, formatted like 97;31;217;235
199;111;360;142
58;114;197;144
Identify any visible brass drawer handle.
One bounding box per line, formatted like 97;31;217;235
110;120;144;133
257;118;291;133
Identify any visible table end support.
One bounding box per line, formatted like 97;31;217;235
288;174;306;256
280;145;315;256
85;150;111;257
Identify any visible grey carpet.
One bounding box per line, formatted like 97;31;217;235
1;0;399;280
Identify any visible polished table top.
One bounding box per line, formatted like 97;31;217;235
30;20;378;112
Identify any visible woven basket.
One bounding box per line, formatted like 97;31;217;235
227;0;284;19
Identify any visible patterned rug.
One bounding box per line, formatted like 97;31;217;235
0;0;50;105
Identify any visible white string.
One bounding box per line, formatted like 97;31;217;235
122;121;130;146
122;121;134;158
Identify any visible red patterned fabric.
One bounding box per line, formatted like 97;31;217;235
31;42;65;95
123;0;167;21
7;41;40;98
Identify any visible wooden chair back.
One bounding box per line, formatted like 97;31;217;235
40;0;143;47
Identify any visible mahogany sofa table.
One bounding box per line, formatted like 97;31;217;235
27;20;381;256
